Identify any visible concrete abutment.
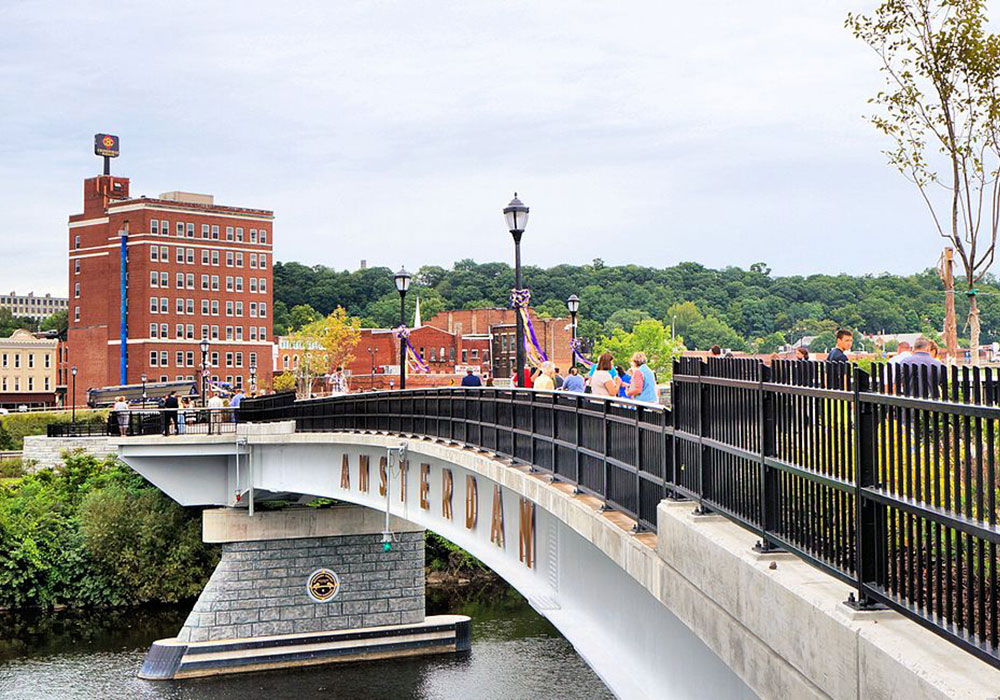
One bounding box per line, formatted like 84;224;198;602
139;505;469;680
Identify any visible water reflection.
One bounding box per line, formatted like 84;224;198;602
0;585;612;700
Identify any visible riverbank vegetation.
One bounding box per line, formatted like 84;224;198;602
0;411;107;451
0;453;217;610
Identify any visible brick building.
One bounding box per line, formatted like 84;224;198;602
0;291;68;322
67;175;274;403
425;308;573;379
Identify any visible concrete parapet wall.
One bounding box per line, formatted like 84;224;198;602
177;519;425;643
203;505;422;542
656;501;1000;699
22;435;116;471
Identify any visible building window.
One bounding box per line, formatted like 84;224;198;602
225;301;234;317
211;300;219;316
27;353;34;368
151;219;159;234
235;302;243;317
187;248;195;264
235;326;244;340
186;351;194;366
226;352;233;368
186;273;194;289
250;352;257;366
72;282;80;298
176;222;184;236
44;377;50;391
250;326;257;340
186;299;194;314
176;247;184;263
226;276;234;292
210;225;219;239
260;302;267;318
160;220;168;234
187;223;195;238
150;323;158;338
160;246;168;260
211;250;220;266
235;277;243;292
236;252;244;267
260;230;267;244
236;352;243;368
150;351;158;367
462;349;468;363
176;351;184;366
201;224;209;239
211;325;219;340
160;297;168;313
176;323;184;339
159;272;168;287
259;327;266;341
430;349;437;362
27;377;33;391
201;299;209;315
226;226;234;241
201;324;209;339
74;259;80;275
249;254;257;269
176;272;184;289
471;349;479;359
283;355;289;369
201;250;210;265
259;255;267;269
259;278;267;293
150;247;158;261
249;302;257;318
44;353;51;369
176;298;185;314
250;229;257;243
74;235;81;249
160;323;168;337
236;227;244;242
201;274;209;291
150;297;158;313
250;278;257;293
160;351;169;367
226;251;234;267
211;275;220;291
227;326;235;340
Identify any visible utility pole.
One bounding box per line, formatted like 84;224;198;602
939;247;959;362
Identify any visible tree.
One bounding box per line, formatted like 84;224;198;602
285;307;361;399
603;308;652;335
592;319;686;381
287;304;321;331
39;310;68;332
849;1;1000;362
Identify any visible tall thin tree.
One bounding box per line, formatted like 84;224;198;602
848;0;1000;362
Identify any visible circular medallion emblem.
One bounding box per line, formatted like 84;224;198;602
306;568;341;603
102;135;115;148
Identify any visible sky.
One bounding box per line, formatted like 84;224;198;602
0;1;964;296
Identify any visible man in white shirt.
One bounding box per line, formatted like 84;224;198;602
207;393;225;409
888;341;912;365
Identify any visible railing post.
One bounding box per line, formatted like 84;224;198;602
849;367;884;609
529;390;536;469
694;359;710;514
602;399;610;507
574;395;582;490
756;365;779;552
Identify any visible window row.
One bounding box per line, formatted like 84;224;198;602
148;220;268;244
149;246;269;269
0;376;50;391
147;323;268;342
147;271;268;294
149;350;258;369
0;352;52;369
149;297;267;318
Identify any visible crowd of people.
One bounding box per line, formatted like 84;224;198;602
111;387;254;437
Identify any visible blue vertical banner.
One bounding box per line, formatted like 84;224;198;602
120;234;128;384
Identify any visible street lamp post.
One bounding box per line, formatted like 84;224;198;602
394;268;412;390
200;339;210;407
71;366;77;423
566;294;580;363
141;373;147;408
503;194;529;386
367;346;378;391
249;363;257;394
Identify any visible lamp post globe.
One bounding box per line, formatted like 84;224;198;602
249;363;257;394
567;294;580;356
503;194;529;386
71;366;78;423
141;373;148;407
394;267;412;390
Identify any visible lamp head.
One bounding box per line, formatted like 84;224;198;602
503;193;529;234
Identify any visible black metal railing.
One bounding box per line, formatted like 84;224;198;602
239;362;1000;669
47;408;238;437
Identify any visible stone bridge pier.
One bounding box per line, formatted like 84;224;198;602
139;505;469;680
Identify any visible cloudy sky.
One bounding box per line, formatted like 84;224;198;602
0;1;954;295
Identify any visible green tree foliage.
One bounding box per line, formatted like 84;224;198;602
273;259;997;350
0;453;217;609
0;308;39;336
39;309;68;332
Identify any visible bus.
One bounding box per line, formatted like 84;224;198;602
86;380;199;408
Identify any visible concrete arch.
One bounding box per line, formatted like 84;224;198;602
120;427;754;699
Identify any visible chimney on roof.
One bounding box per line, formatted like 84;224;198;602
360;259;367;270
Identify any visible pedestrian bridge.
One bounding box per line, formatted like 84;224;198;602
114;359;1000;699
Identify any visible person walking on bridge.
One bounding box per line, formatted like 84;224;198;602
561;367;585;393
589;353;620;397
461;369;482;387
625;352;658;404
533;361;557;391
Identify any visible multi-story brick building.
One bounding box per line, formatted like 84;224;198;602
0;329;58;408
0;291;68;322
67;175;274;403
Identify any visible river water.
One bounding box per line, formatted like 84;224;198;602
0;586;613;700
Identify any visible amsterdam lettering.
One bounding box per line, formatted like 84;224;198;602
442;469;453;520
340;454;350;489
465;475;477;529
519;497;535;568
359;455;370;493
490;484;505;549
379;456;388;496
420;463;431;510
399;460;409;502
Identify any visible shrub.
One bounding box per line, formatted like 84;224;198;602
0;411;107;450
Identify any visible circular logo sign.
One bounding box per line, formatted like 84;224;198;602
306;568;341;603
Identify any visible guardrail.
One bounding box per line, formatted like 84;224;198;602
47;407;238;437
239;360;1000;670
